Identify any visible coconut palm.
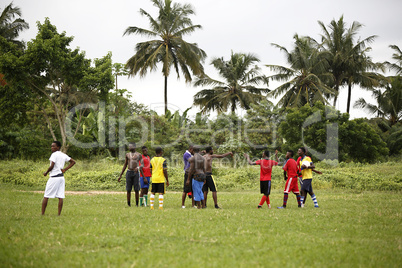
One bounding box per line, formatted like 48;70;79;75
124;0;206;114
193;52;269;114
0;2;29;49
267;34;334;108
385;45;402;75
318;16;377;108
354;76;402;126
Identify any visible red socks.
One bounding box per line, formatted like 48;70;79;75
259;196;270;206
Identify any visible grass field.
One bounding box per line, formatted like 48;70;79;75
0;184;401;267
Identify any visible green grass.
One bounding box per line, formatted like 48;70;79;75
0;184;401;267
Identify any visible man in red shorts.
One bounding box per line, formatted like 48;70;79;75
277;150;301;209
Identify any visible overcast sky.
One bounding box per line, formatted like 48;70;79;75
10;0;402;118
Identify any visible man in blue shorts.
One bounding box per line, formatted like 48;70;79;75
186;146;206;209
139;146;151;207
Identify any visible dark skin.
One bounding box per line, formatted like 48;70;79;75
140;147;149;199
202;149;233;208
151;150;169;195
186;151;205;209
182;147;195;207
42;142;76;216
244;151;278;208
118;145;145;206
298;148;316;201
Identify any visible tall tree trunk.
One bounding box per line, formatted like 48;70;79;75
333;83;340;107
346;82;352;114
164;75;168;114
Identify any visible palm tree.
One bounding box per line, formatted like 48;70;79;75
385;45;402;75
267;34;334;108
0;2;29;49
193;52;269;114
354;76;402;126
318;15;377;108
124;0;206;114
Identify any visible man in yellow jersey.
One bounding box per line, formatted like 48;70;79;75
149;147;169;210
298;147;319;208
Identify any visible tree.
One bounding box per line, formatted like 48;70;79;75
267;34;334;109
193;52;269;114
0;2;29;49
124;0;206;114
385;45;402;75
112;63;129;91
318;15;378;109
354;76;402;126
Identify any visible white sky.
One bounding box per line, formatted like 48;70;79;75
10;0;402;119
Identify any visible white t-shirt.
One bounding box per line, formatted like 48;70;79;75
49;151;71;177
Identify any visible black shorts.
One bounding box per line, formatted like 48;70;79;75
260;180;271;195
183;172;193;193
202;173;217;192
151;183;165;194
126;170;140;192
300;179;313;193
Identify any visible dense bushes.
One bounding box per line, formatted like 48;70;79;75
1;159;400;192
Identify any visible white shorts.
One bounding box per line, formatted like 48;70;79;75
44;176;65;198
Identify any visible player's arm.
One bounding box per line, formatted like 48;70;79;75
186;158;194;186
61;158;76;173
118;155;128;182
43;161;55;176
313;169;322;174
309;162;316;169
212;152;233;159
163;160;169;187
243;153;257;165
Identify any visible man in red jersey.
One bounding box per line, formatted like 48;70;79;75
277;150;302;209
139;146;151;207
244;150;278;209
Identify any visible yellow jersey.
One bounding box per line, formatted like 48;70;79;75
300;156;313;180
150;157;167;183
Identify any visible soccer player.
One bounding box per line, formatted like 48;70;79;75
298;147;319;208
42;141;76;216
277;150;302;209
118;142;145;207
244;150;278;209
139;146;151;207
186;146;206;209
149;147;169;210
182;145;195;208
296;150;322;205
203;146;233;209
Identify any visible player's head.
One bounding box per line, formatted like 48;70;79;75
286;150;294;159
263;150;270;158
51;141;61;152
193;146;201;153
141;146;148;155
205;146;213;154
155;147;163;155
188;145;194;154
298;147;306;156
128;142;136;151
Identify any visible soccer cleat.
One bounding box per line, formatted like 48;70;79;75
181;206;185;209
150;207;154;210
257;205;262;209
215;205;221;209
159;207;163;210
314;205;319;208
268;204;271;209
277;206;286;209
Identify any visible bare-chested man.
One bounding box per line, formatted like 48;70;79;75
186;146;206;209
203;146;233;209
118;142;145;207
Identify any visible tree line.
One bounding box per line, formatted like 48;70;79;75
0;1;400;163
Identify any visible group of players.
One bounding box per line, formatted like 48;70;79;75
41;140;320;215
118;143;320;210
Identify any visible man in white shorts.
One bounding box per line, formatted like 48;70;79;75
42;141;76;216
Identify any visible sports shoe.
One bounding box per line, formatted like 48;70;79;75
150;206;154;210
277;206;286;209
215;205;221;209
257;205;262;209
181;206;186;209
159;207;163;210
268;204;271;209
314;205;319;208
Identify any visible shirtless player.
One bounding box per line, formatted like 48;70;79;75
186;146;206;209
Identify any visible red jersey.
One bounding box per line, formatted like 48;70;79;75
140;155;151;177
283;158;298;178
296;157;301;176
255;159;278;181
